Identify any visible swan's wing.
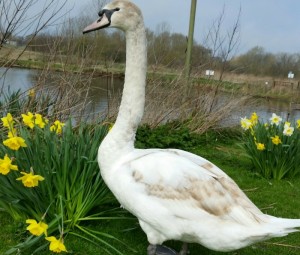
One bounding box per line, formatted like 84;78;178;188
119;148;264;226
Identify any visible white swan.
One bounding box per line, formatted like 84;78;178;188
83;1;300;254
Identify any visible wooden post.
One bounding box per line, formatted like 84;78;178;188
184;0;197;95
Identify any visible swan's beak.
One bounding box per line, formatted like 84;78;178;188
83;13;110;34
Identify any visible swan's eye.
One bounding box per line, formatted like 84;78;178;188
98;10;105;17
115;7;120;11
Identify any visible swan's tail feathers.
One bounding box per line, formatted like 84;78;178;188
267;216;300;237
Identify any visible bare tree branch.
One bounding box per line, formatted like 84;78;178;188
0;0;68;68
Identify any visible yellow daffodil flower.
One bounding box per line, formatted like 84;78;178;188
271;135;282;145
26;219;48;236
16;172;44;187
45;236;67;253
0;154;18;175
1;113;14;129
28;89;35;98
297;119;300;129
269;113;282;126
22;112;35;129
240;117;252;130
256;142;265;151
3;136;27;151
250;112;258;125
50;120;65;134
34;113;48;128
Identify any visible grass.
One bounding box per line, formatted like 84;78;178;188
1;126;300;254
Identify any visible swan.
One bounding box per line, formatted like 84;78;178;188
83;1;300;254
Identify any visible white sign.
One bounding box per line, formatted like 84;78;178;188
205;70;214;76
288;71;294;79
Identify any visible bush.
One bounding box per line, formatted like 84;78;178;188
135;123;196;149
241;112;300;180
0;112;127;254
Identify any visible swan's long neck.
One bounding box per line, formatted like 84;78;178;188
99;22;147;167
114;24;147;146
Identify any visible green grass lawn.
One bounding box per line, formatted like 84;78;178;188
1;127;300;254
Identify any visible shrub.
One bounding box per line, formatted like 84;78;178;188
241;112;300;180
135;123;196;149
0;112;127;254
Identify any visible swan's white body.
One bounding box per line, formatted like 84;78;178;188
84;0;300;252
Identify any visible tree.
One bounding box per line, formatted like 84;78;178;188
202;4;241;81
0;0;68;66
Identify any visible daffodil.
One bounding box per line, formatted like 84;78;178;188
22;112;35;129
1;113;14;129
26;219;48;236
240;117;252;130
256;142;265;151
3;136;27;150
283;123;294;136
50;120;65;134
297;119;300;129
28;89;35;98
271;135;282;145
45;236;67;253
270;113;282;126
16;171;44;187
0;154;18;175
34;113;48;128
250;112;258;125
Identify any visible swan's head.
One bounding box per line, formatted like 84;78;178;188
83;0;143;34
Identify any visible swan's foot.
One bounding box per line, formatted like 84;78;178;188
156;245;177;254
147;244;157;255
147;244;178;255
179;243;190;255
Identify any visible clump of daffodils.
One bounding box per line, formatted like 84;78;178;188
1;112;65;188
0;110;120;255
241;112;300;180
26;219;67;253
0;112;66;253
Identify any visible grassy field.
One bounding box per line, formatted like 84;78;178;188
1;127;300;255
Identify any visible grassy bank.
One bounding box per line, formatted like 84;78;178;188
1;125;300;255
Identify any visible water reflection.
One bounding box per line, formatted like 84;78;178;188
84;76;123;116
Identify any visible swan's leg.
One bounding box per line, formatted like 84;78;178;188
179;243;189;255
147;244;157;255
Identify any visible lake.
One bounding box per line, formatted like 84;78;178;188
0;67;124;120
0;67;299;126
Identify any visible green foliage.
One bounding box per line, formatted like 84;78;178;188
135;123;198;149
0;112;129;254
0;88;56;119
241;113;300;180
135;122;240;150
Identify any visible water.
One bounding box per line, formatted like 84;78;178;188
0;67;37;92
0;67;124;119
227;97;300;126
0;67;299;125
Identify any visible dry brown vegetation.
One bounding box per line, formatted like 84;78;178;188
106;71;250;134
